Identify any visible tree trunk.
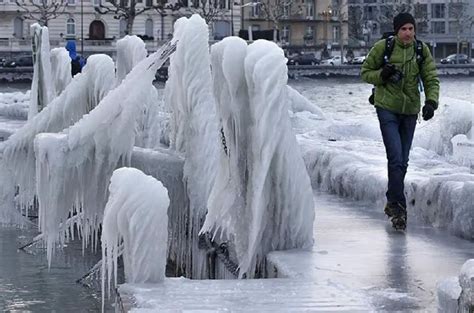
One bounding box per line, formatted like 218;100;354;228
126;16;135;35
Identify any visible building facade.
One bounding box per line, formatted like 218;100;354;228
0;0;241;57
347;0;474;59
241;0;349;56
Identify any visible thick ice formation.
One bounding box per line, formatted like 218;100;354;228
202;38;315;278
116;35;148;85
414;98;473;159
29;24;53;119
0;91;29;120
102;167;169;302
130;147;187;273
437;259;474;311
114;35;163;149
287;85;326;117
50;48;72;97
165;15;219;279
1;55;115;216
451;134;474;168
34;43;174;265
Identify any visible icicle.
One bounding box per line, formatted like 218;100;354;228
1;55;115;219
35;42;176;267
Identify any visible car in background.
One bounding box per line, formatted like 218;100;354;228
287;53;320;66
440;54;470;64
320;55;348;66
350;55;366;65
3;55;33;67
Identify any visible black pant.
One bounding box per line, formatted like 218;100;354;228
376;107;417;208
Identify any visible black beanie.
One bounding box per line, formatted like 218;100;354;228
393;12;416;33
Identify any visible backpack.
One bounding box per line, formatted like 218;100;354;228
382;34;425;68
368;35;425;105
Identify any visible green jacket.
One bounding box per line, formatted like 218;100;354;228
361;36;440;115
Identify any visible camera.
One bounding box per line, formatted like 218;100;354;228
389;69;404;83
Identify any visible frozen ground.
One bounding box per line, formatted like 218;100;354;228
120;191;474;312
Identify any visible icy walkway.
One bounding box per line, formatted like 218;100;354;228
118;191;474;312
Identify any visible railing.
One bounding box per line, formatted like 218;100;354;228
84;39;114;46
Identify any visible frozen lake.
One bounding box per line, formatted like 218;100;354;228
0;227;110;311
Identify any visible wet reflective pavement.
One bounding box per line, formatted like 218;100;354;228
269;191;474;311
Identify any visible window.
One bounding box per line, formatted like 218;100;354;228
66;18;75;36
449;21;460;34
68;0;75;5
251;24;260;31
432;21;445;34
282;25;290;42
305;26;314;39
364;5;376;20
306;2;313;19
218;0;226;9
251;0;260;17
449;3;464;19
145;19;153;37
93;0;101;6
332;25;340;42
145;0;152;7
13;17;24;38
283;4;290;18
414;3;427;18
119;19;127;37
431;3;445;19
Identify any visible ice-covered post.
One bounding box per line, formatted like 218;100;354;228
202;38;315;278
101;168;169;302
165;15;219;279
30;23;53;119
50;48;72;97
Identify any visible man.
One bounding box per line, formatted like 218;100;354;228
361;12;440;230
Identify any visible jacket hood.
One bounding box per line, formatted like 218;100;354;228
65;40;77;60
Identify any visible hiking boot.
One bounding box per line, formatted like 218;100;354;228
386;203;407;230
384;203;395;217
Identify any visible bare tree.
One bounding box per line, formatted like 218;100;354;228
348;5;364;45
413;2;429;36
171;0;229;24
448;0;474;60
329;0;349;64
257;0;296;42
376;0;415;35
15;0;68;26
95;0;177;35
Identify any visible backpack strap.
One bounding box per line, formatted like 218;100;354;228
414;39;425;67
383;35;395;65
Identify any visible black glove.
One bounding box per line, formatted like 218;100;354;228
380;63;397;83
422;100;437;121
